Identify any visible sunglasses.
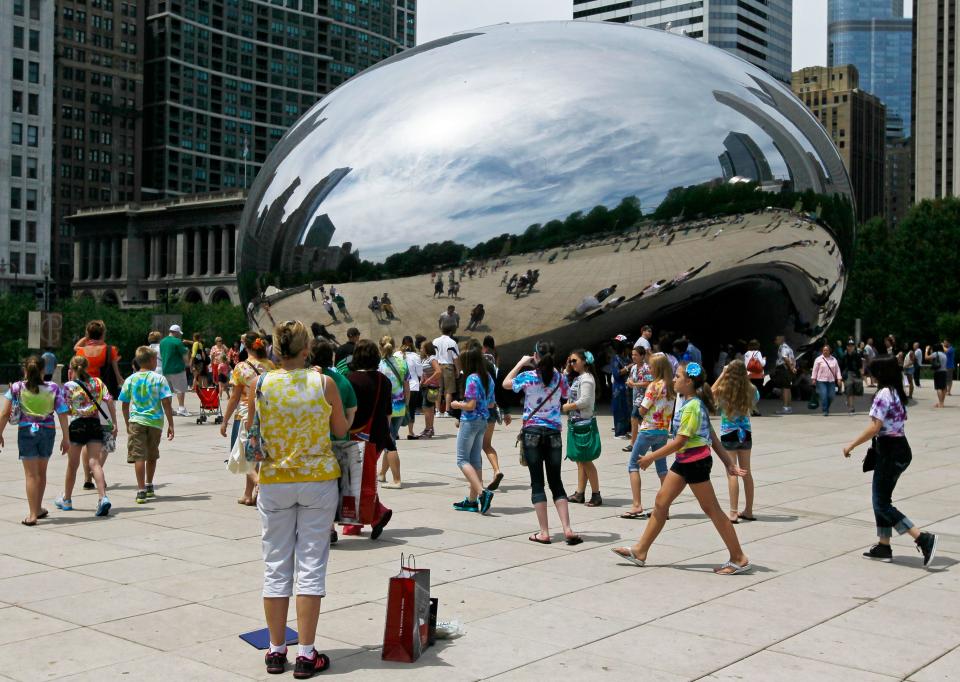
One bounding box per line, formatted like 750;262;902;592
567;358;579;365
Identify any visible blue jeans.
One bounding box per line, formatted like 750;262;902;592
17;427;56;460
456;418;486;471
816;381;836;415
872;436;914;538
628;430;669;476
612;388;631;436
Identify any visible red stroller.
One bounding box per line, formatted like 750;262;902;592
195;384;223;425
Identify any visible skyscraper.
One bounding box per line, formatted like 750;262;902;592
792;65;886;220
828;1;912;139
52;0;145;289
913;0;959;201
1;0;55;295
142;0;416;199
573;0;793;83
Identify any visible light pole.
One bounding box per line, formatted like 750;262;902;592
42;261;51;311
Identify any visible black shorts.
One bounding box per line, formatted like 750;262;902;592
69;417;104;445
670;456;713;484
934;370;948;391
720;430;752;451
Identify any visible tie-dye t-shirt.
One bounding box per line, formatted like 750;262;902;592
513;370;569;430
639;380;673;433
462;373;495;422
719;387;759;438
630;362;654;406
4;381;68;429
378;354;409;417
63;378;112;424
118;371;172;429
671;396;711;463
257;368;340;484
869;387;907;437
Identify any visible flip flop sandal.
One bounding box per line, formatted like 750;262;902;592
714;561;752;575
728;515;739;524
21;519;37;527
565;535;584;546
37;509;49;519
610;547;645;567
738;513;757;521
528;534;552;544
620;510;649;519
487;472;505;492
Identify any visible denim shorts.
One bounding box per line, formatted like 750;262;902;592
720;430;752;451
456;418;486;470
628;430;668;473
18;427;56;460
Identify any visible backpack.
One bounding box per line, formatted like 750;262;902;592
931;352;942;371
746;353;763;376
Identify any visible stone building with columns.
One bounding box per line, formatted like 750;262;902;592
67;191;243;307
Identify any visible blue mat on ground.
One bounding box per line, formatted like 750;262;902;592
239;626;299;650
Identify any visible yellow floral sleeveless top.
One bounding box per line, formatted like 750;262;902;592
257;368;340;484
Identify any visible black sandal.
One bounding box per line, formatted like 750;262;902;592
565;535;584;546
567;491;585;504
585;493;602;507
487;472;505;492
528;533;552;544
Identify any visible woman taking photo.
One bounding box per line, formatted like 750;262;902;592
449;347;498;514
377;336;408;488
623;353;675;518
0;356;71;526
57;356;118;517
251;321;348;677
842;356;938;566
611;362;750;574
503;341;582;545
712;359;758;524
811;343;843;416
743;340;766;416
563;349;601;506
220;333;275;506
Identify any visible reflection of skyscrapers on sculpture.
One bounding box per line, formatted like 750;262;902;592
719;133;774;184
237;22;855;355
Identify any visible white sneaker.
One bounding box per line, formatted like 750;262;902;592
177;408;192;417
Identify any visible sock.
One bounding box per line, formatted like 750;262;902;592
269;643;287;654
138;488;145;493
298;643;315;658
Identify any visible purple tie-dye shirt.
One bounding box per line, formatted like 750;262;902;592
869;387;906;437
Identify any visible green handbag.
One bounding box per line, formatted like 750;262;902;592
566;417;601;462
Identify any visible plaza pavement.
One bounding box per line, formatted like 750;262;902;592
0;385;958;681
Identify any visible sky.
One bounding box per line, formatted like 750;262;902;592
416;0;912;72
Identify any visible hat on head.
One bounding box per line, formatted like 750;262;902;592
614;334;628;342
169;324;182;334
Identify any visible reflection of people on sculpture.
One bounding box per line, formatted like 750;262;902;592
322;296;338;323
505;273;519;294
571;295;600;318
500;271;509;287
438;305;460;334
466;304;485;331
381;293;396;320
334;293;350;320
368;296;383;321
433;279;444;297
595;284;617;303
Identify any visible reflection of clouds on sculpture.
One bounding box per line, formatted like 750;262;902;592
240;21;838;267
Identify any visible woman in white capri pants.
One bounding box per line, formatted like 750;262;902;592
248;320;348;678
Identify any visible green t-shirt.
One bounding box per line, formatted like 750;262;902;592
324;367;357;442
159;335;186;375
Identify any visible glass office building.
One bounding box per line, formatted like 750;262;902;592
828;0;912;138
143;0;415;198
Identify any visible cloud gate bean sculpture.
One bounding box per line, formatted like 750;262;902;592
238;21;855;360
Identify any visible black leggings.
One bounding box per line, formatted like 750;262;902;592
522;426;566;504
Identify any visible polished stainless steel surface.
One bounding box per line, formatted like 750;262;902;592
240;21;854;356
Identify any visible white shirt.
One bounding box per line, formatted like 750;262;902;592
634;336;652;351
404;351;423;391
777;343;795;367
432;334;459;366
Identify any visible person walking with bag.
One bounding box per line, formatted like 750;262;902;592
220;333;275;506
251;321;348;678
842;356;939;566
57;356;117;517
503;341;582;545
623;353;675;519
610;362;750;573
377;336;408;488
840;339;864;412
712;359;758;524
562;350;602;507
812;343;843;416
417;341;441;439
743;340;766;416
0;356;71;526
925;343;948;408
449;347;498;514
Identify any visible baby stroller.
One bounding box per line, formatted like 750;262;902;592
195;384;223;425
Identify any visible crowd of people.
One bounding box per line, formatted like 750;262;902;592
0;313;946;677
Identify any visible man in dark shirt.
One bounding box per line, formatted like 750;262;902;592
336;327;361;365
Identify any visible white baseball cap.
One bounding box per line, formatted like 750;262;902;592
169;324;182;334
